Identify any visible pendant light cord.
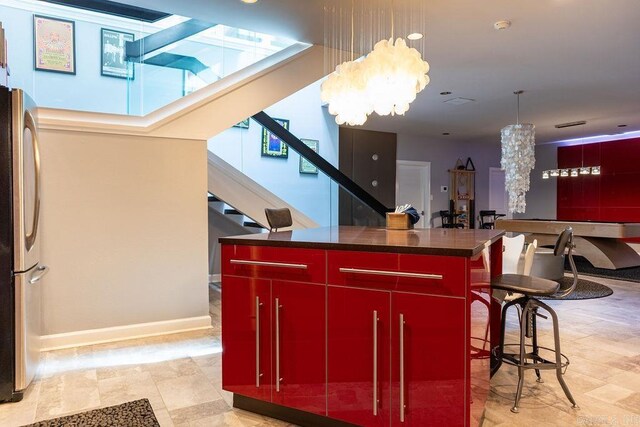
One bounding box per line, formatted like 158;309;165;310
516;92;520;125
391;0;395;40
351;0;354;61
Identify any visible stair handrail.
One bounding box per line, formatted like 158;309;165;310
251;111;391;218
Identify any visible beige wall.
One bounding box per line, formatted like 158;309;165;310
39;129;209;335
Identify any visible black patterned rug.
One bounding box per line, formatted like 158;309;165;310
539;276;613;300
565;255;640;283
23;399;159;427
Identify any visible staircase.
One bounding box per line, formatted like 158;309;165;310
207;151;318;230
208;193;266;232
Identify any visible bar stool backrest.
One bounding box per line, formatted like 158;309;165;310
553;227;578;297
265;208;292;232
502;234;525;274
523;239;538;276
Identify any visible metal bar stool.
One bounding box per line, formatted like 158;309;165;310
492;227;579;413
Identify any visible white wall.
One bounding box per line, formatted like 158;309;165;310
39;129;209;336
397;134;502;227
208;79;339;226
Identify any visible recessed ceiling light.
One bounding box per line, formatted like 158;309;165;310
442;132;450;136
241;0;258;3
407;33;423;41
618;124;627;127
440;91;452;95
494;20;511;30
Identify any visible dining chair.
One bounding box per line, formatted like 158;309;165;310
502;234;525;274
264;208;292;232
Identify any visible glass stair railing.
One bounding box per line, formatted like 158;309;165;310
1;0;298;116
126;20;298;116
208;111;391;228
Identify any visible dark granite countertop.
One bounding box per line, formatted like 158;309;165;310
219;226;504;257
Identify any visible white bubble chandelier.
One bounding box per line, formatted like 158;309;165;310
501;91;536;213
320;0;430;125
320;60;372;126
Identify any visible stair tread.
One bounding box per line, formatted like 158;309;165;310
224;208;242;215
243;221;265;228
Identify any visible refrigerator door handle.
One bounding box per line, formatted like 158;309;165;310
29;265;48;284
23;110;40;252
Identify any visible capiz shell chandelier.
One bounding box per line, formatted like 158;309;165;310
365;37;430;116
320;60;371;126
320;0;429;125
501;91;535;213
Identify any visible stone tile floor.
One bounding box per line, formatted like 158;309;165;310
0;277;638;426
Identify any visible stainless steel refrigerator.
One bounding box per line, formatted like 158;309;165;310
0;87;47;402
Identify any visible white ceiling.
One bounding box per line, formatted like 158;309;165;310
117;0;640;145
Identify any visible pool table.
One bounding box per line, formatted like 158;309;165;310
495;218;640;270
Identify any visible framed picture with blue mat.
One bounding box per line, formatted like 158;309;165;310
261;118;289;158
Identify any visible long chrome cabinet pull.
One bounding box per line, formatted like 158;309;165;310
400;313;405;422
231;259;308;269
339;267;442;280
255;296;263;388
373;310;378;416
275;298;282;392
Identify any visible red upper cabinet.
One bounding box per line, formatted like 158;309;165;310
391;292;466;426
271;280;326;415
327;285;392;427
222;276;272;402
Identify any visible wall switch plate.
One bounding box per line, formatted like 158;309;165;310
440;186;448;193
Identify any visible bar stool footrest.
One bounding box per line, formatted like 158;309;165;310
493;344;570;373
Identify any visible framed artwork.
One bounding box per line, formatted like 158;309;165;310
33;15;76;74
299;139;319;174
101;28;134;79
261;118;290;158
234;119;250;129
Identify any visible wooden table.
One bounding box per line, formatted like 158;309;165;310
495;219;640;269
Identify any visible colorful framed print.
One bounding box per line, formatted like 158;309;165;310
299;139;319;174
101;28;134;79
33;15;76;74
261;118;290;158
234;119;250;129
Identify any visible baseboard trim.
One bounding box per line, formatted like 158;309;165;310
40;315;212;351
209;273;221;283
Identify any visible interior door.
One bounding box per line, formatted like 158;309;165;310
12;90;40;273
396;161;431;228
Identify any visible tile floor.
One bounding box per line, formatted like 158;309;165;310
0;277;638;426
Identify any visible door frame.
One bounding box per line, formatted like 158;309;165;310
488;167;511;219
396;160;431;228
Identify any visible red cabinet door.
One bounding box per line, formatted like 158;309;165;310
222;276;272;402
391;292;466;426
271;280;326;415
327;286;391;427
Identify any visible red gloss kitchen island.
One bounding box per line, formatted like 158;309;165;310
220;226;503;426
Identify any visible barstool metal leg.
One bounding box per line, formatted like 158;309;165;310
512;299;530;413
531;309;543;383
537;300;578;409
